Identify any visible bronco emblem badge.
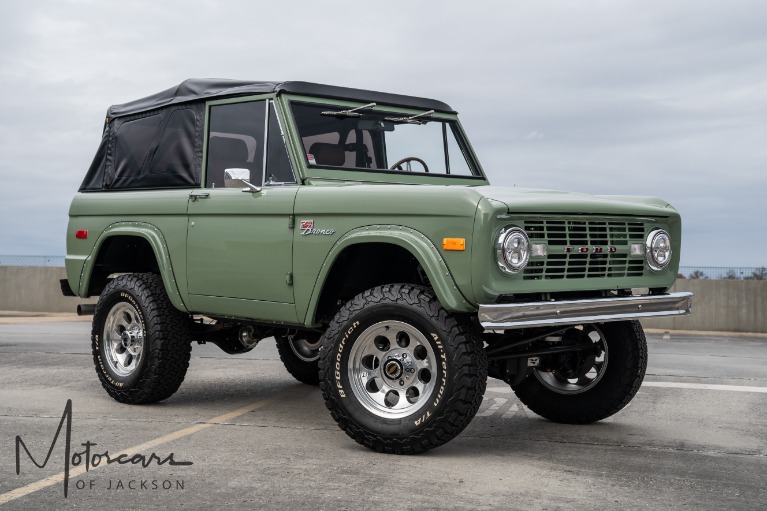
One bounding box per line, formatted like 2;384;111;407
300;220;336;236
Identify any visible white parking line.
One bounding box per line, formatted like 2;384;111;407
486;382;767;394
641;382;767;393
476;397;507;416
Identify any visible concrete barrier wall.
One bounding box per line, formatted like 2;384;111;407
0;266;95;313
0;266;764;332
641;279;767;333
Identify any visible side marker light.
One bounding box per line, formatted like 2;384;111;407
442;238;466;251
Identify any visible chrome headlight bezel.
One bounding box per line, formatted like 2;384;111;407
496;226;531;274
646;228;672;271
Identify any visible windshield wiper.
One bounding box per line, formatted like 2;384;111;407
321;102;377;118
384;109;435;125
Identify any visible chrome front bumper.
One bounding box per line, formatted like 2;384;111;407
478;292;693;330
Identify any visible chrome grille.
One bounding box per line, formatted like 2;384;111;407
522;219;646;280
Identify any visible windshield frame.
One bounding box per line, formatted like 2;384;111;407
281;95;488;185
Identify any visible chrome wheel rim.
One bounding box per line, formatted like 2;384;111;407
289;334;322;362
347;320;437;419
534;325;608;395
102;302;144;377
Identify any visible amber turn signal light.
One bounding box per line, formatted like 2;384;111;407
442;238;465;251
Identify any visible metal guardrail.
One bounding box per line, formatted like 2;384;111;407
0;255;65;267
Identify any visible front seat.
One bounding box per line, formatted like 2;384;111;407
309;142;345;166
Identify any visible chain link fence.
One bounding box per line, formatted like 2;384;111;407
678;266;767;280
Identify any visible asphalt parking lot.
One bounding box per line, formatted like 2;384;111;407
0;317;765;510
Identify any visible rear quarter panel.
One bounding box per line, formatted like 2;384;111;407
66;190;190;302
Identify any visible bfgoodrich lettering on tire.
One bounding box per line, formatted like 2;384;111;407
91;273;192;404
319;284;487;454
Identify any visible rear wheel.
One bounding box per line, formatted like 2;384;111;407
512;320;647;424
319;284;487;454
276;333;322;385
92;273;191;404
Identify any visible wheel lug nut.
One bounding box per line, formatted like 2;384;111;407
399;380;404;386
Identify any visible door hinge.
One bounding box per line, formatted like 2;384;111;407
288;215;295;229
285;272;293;286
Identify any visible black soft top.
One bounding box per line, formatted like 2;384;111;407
107;79;456;118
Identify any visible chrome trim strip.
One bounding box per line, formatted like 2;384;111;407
478;292;693;330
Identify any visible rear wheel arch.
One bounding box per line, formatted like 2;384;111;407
80;223;187;312
304;227;475;326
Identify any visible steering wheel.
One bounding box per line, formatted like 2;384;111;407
389;156;429;173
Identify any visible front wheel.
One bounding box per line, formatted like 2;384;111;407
512;320;647;424
319;284;487;454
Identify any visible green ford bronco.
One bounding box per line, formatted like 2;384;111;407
63;79;692;453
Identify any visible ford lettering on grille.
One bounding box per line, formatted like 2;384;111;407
523;218;646;280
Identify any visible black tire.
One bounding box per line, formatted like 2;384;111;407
91;273;192;404
319;284;487;454
512;320;647;424
276;334;321;386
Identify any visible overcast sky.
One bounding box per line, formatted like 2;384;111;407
1;0;765;267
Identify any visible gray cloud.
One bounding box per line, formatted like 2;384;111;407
1;0;765;266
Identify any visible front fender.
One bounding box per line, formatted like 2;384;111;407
78;222;188;312
302;225;477;326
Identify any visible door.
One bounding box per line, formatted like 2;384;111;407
186;98;299;321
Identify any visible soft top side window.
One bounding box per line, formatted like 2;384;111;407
148;109;196;176
101;105;202;191
112;114;163;185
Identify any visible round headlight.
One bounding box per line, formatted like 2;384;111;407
496;227;530;274
646;229;672;271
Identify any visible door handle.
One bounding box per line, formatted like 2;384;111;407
189;192;210;202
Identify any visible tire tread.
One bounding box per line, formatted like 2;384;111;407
276;336;320;386
91;273;191;404
318;284;487;454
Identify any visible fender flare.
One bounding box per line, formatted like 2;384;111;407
79;222;188;312
303;225;476;325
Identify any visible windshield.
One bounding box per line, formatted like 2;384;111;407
290;102;480;176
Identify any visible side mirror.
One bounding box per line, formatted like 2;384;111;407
224;168;262;192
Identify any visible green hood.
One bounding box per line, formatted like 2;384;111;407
473;186;677;217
